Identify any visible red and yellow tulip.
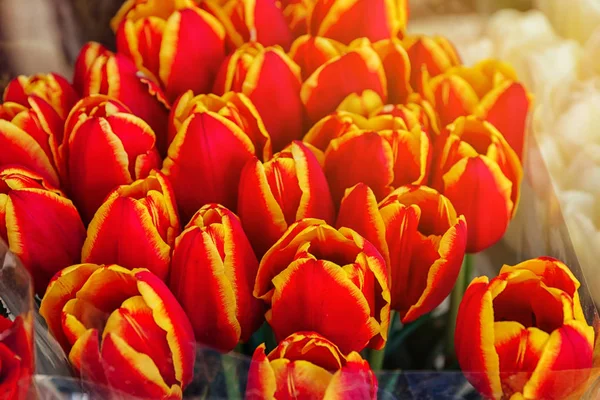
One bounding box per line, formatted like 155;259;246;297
254;218;390;354
237;141;335;257
64;95;161;223
0;167;86;295
169;204;263;352
213;42;304;153
112;0;226;103
75;43;170;154
39;264;196;399
0;315;33;399
3;73;78;120
456;257;594;400
289;35;344;81
82;171;180;281
247;332;378;399
309;0;408;45
430;116;522;253
426;60;531;158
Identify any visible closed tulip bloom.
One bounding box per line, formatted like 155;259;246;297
4;73;78;119
289;35;345;80
73;42;110;96
0;167;86;295
456;257;594;400
247;332;378;400
238;141;335;257
113;0;226;103
82;171;180;281
169;204;263;352
371;38;411;104
0;98;63;187
430;116;522;253
0;316;33;400
375;94;440;137
309;0;408;45
427;60;531;158
254;219;390;353
39;264;196;399
64;96;161;223
76;43;170;154
213;42;304;153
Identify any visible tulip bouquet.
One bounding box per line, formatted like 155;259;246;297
0;0;597;399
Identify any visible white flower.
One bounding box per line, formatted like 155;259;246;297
535;0;600;44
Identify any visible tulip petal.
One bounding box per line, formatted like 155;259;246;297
289;35;344;80
68;328;108;386
323;354;378;400
270;332;346;371
246;344;277;400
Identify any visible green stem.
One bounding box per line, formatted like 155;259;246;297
223;353;242;399
444;254;472;366
368;310;396;370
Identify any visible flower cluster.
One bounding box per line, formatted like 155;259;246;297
1;0;578;399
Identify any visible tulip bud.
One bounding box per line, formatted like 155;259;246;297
4;73;78;119
169;204;263;352
75;42;170;155
301;41;387;125
428;60;531;158
113;0;226;102
371;38;411;105
64;97;161;223
255;219;390;353
456;257;594;400
0;97;63;187
0;167;85;295
289;35;345;80
82;171;180;281
202;0;293;51
238;141;335;256
309;0;408;45
213;42;304;153
375;94;440;137
0;315;33;399
247;332;378;399
73;42;110;96
430;116;522;253
163;92;265;223
40;264;196;399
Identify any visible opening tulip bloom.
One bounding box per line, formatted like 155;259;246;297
213;42;304;153
0;167;86;295
112;0;226;103
0;316;33;399
430;116;522;253
254;218;390;354
169;204;263;352
63;96;161;223
426;60;531;159
309;0;408;45
247;332;378;399
237;141;335;257
82;171;180;281
455;257;595;400
3;73;79;120
39;264;196;399
337;184;467;323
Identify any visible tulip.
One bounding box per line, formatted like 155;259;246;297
75;42;170;154
237;141;335;257
3;73;78;119
0;167;86;295
201;0;293;51
427;60;531;158
82;171;180;281
456;257;594;400
430;116;522;253
281;0;314;39
309;0;408;45
163;91;266;223
169;204;263;352
213;42;304;153
301;41;388;125
246;332;378;399
371;38;411;105
73;42;110;96
168;90;271;160
64;97;161;223
39;264;196;399
113;0;226;103
289;35;344;80
0;97;63;187
403;35;461;95
375;94;440;137
0;315;33;399
254;218;390;353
